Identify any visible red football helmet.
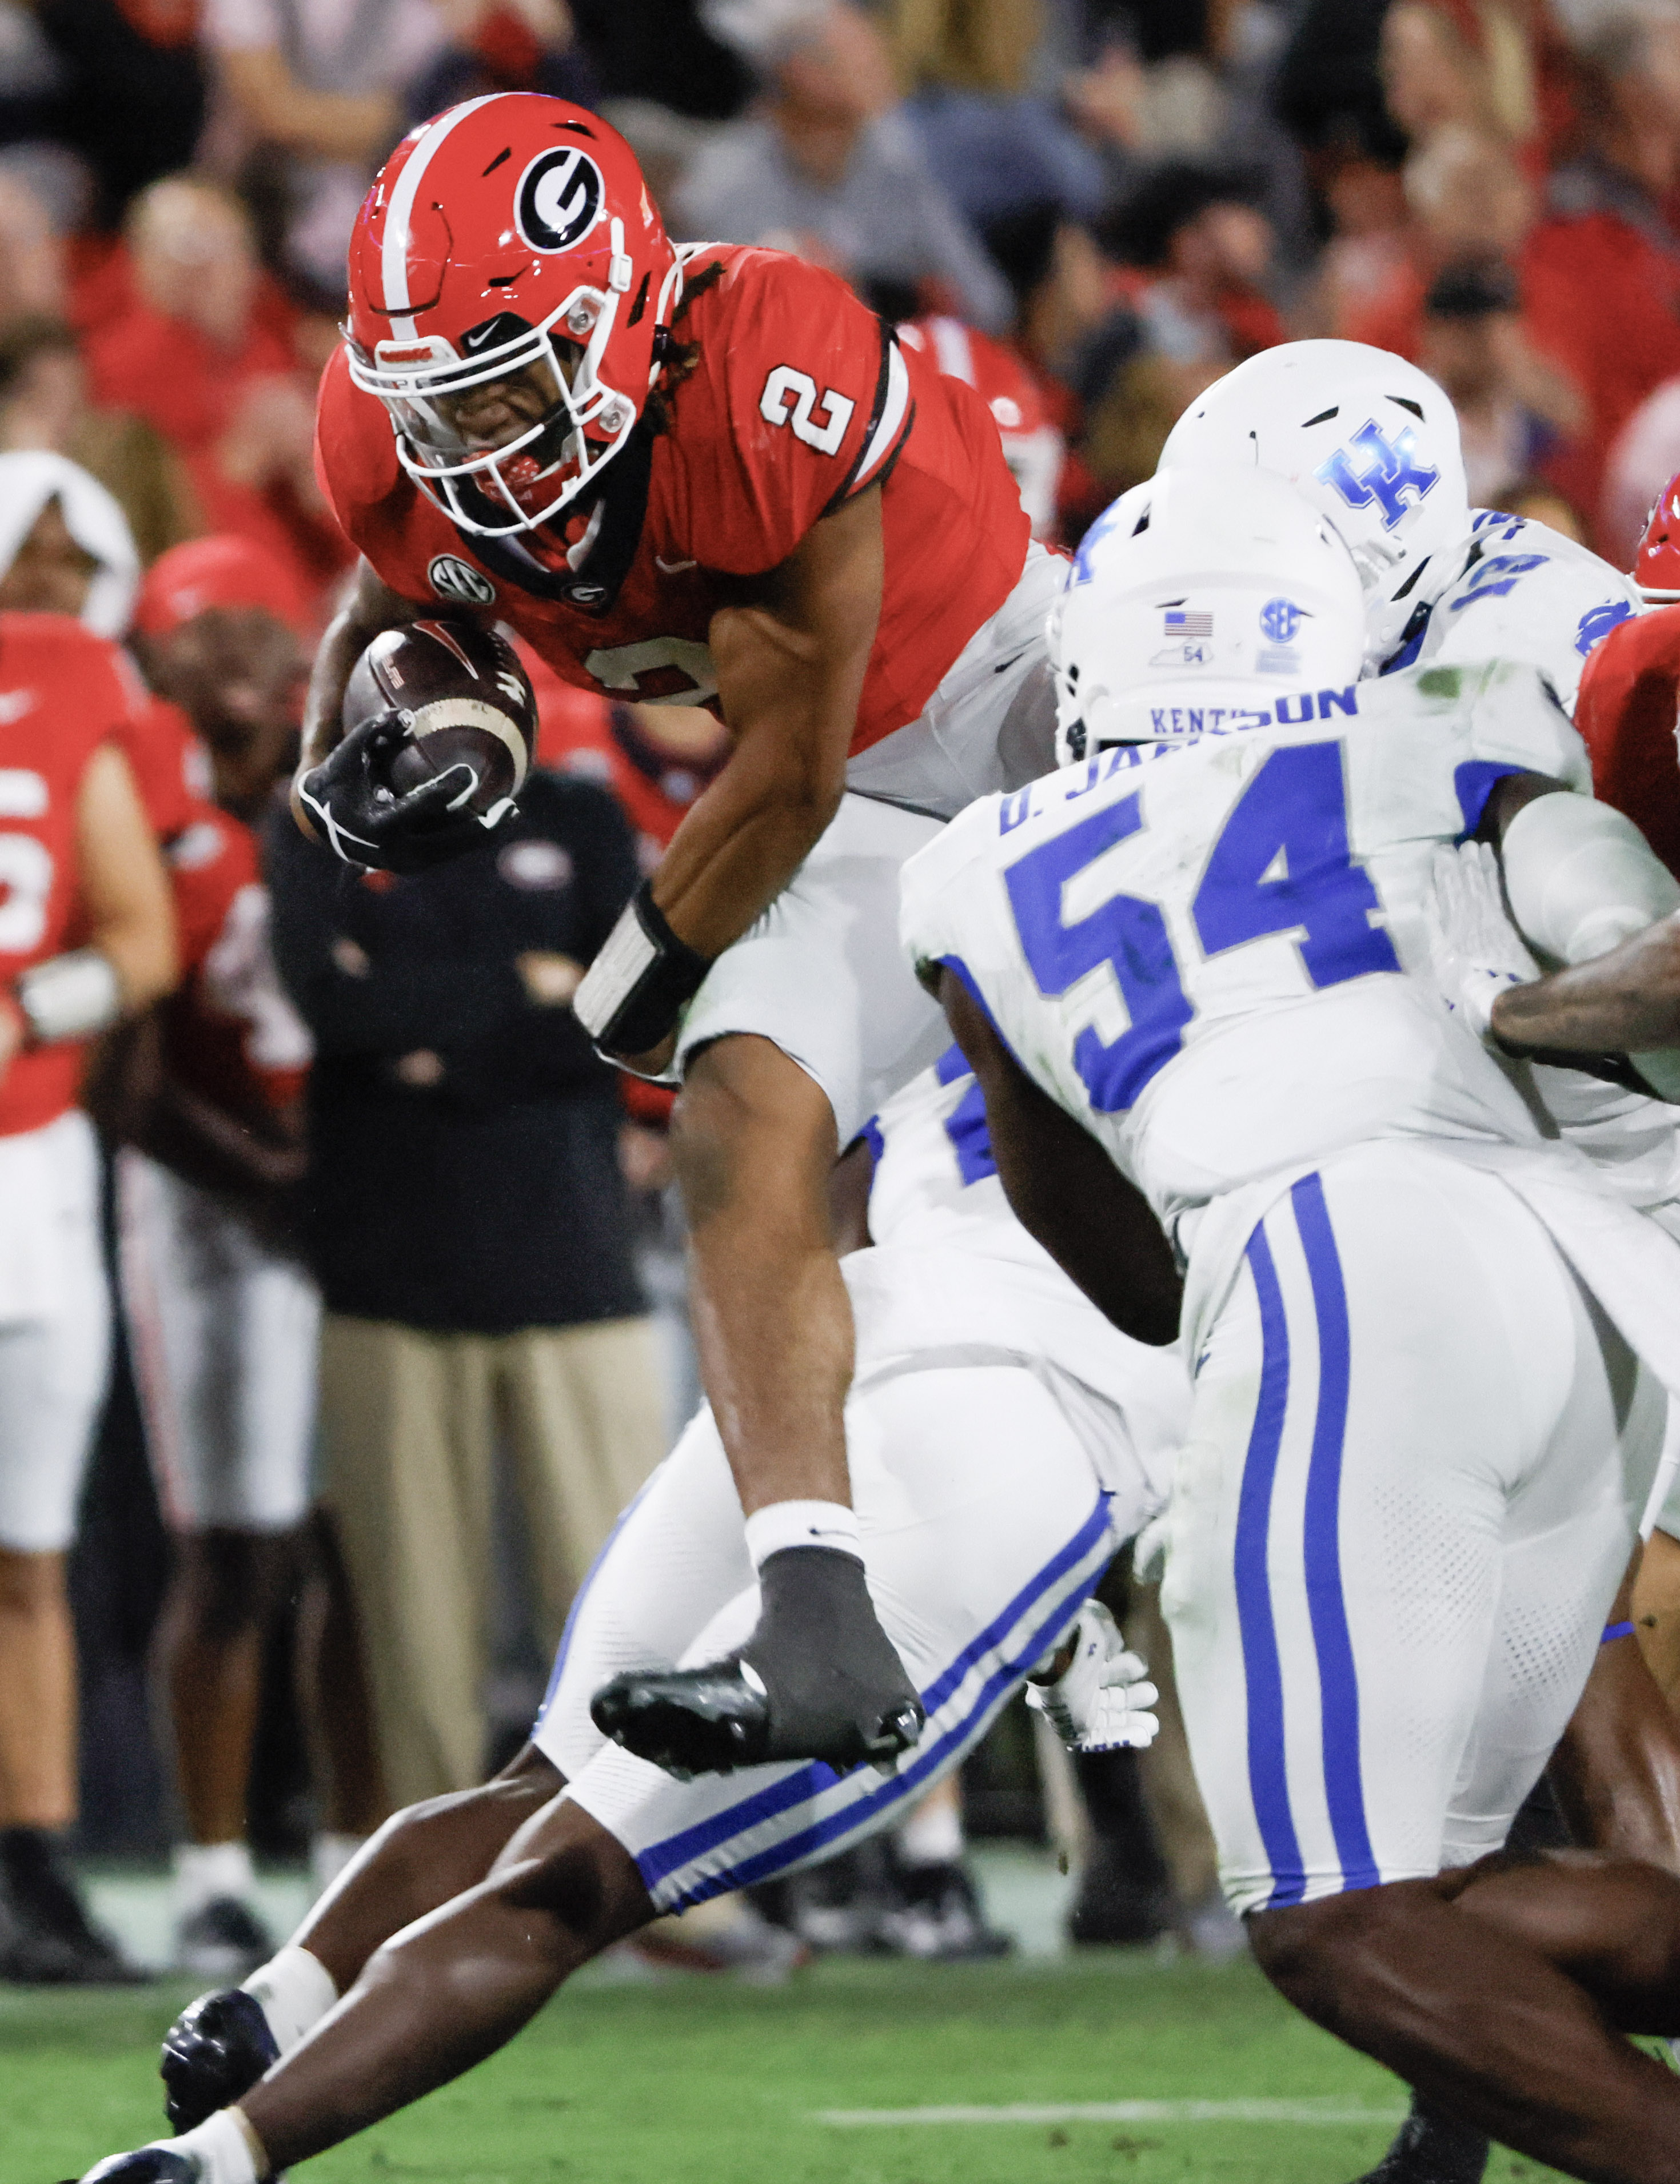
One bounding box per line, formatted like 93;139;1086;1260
345;94;682;537
1637;471;1680;603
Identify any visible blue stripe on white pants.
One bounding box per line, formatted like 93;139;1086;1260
1290;1174;1378;1893
1234;1177;1377;1911
1232;1221;1304;1908
631;1494;1115;1910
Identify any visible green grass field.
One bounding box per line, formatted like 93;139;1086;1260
0;1952;1570;2184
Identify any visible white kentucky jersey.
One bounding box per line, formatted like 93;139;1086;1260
900;657;1593;1242
847;1055;1189;1507
1380;511;1638;714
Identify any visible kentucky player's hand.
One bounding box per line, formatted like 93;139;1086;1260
1424;841;1541;1043
1025;1600;1159;1752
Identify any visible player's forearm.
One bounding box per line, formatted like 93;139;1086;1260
649;735;844;959
299;565;428;775
1490;914;1680;1055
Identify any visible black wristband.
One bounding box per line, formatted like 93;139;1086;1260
576;879;713;1057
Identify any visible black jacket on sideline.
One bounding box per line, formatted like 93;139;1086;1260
266;772;647;1335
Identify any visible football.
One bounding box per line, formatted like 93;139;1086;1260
342;619;538;819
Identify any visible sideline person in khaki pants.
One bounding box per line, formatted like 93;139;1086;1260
319;1316;664;1808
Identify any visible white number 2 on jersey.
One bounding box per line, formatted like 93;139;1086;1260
0;831;52;954
759;366;856;456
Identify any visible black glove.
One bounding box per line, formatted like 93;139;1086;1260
160;1988;279;2133
70;2154;198;2184
296;710;496;874
590;1546;924;1778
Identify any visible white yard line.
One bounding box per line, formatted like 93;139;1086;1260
814;2099;1404;2127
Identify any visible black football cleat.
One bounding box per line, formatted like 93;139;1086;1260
591;1546;924;1778
592;1661;771;1778
161;1987;279;2132
1348;2093;1489;2184
79;2151;199;2184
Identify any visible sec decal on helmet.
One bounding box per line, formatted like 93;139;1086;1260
345;94;681;539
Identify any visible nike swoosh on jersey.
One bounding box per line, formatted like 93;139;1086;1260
655;555;699;574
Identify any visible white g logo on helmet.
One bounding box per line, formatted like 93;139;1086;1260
1051;467;1366;763
1159;340;1470;670
516;148;605;253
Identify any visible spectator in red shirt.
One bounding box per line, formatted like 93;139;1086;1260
83;178;349;611
1520;11;1680;541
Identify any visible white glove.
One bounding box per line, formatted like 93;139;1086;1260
1025;1600;1159;1752
1423;840;1541;1043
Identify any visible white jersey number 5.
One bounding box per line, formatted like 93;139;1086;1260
760;367;856;457
0;831;53;955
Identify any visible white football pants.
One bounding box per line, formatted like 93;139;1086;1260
119;1151;318;1534
1163;1142;1664;1919
534;1357;1133;1911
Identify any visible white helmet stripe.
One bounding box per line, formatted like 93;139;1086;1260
382;94;505;340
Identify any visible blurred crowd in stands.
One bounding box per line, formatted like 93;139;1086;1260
5;0;1680;1984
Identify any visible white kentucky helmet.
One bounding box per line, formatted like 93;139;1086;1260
1051;465;1365;762
1159;339;1470;671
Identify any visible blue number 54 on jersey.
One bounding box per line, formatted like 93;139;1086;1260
997;739;1402;1116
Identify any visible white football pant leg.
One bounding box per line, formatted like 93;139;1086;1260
535;1361;1128;1911
674;793;948;1151
0;1113;110;1553
119;1151;318;1534
1163;1143;1660;1919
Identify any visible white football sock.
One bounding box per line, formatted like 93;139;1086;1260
173;1841;256;1921
742;1500;861;1569
242;1944;338;2054
155;2106;264;2184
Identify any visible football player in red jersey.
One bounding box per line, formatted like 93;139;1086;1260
1575;473;1680;880
0;612;175;1982
98;539;330;1982
293;93;1062;1786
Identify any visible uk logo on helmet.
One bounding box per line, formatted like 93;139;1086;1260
428;555;496;608
1315;420;1439;531
516;148;605;254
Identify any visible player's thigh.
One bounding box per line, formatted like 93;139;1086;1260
1443;1289;1663;1867
530;1402;754;1781
560;1362;1119;1912
674;793;949;1147
1163;1151;1594;1917
0;1211;110;1556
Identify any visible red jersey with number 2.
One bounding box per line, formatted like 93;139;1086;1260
0;615;140;1137
316;245;1031;753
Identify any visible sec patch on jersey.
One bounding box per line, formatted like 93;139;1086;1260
344;619;537;820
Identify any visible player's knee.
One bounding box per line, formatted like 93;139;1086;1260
0;1545;65;1617
1248;1888;1404;2023
494;1812;650;1953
